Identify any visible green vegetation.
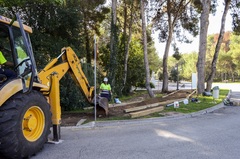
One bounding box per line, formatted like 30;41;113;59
81;89;230;123
117;90;148;101
1;1;239;111
164;89;229;114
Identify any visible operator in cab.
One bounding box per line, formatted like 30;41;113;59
0;50;16;80
100;77;112;101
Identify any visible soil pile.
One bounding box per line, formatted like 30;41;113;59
61;89;195;126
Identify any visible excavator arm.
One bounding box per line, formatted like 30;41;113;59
0;15;109;157
62;47;94;103
39;47;94;102
38;47;96;141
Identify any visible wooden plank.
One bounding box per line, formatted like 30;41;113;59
162;90;180;98
124;103;159;113
76;119;87;126
130;106;164;118
187;90;196;99
124;98;186;113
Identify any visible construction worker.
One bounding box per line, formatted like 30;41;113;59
14;38;29;75
15;37;27;60
100;77;112;101
16;45;27;60
0;50;16;80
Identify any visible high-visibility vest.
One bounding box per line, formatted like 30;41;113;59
100;83;111;91
0;51;7;65
16;46;27;59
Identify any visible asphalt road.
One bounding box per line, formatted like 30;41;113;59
33;105;240;159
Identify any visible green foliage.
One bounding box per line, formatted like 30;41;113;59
179;52;197;80
172;51;182;61
148;37;161;73
231;0;240;35
60;63;99;111
165;89;229;113
0;1;109;111
212;33;240;82
205;34;215;80
60;75;89;111
98;1;161;96
121;36;145;94
229;34;240;68
136;81;155;89
169;67;178;82
151;0;199;43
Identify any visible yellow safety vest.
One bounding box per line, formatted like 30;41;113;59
0;51;7;65
100;83;111;91
16;46;27;59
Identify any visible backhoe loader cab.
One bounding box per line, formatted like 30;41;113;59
0;15;108;159
0;17;35;87
0;16;50;159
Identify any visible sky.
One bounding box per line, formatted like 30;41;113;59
153;3;233;57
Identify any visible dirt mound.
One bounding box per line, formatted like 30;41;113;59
61;89;195;126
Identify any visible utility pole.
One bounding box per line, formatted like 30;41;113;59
176;63;179;90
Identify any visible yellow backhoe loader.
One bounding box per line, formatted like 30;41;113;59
0;14;108;158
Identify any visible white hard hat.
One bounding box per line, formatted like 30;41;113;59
103;77;108;82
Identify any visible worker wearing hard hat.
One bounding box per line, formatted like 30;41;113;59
100;77;112;101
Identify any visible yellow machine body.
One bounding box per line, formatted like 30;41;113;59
0;79;48;107
0;15;32;33
38;47;95;125
0;15;107;158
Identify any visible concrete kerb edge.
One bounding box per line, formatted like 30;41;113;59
61;102;226;130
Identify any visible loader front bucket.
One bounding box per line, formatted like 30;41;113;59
97;97;109;117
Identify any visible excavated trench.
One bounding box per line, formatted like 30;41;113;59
61;89;195;126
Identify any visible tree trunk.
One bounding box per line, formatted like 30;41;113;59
85;31;91;63
206;0;231;92
196;0;211;94
141;0;154;98
162;0;174;93
83;12;91;64
231;70;234;82
162;31;173;93
121;1;133;93
109;0;118;92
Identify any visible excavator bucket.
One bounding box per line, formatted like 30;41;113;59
97;97;109;117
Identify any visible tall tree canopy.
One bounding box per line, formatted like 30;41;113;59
0;0;109;110
151;0;199;92
231;0;240;34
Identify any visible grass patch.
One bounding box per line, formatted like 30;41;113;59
164;89;229;114
63;89;230;124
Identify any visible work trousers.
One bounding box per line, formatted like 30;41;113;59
100;90;111;101
0;68;17;79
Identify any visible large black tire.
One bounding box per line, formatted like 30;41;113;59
0;90;51;159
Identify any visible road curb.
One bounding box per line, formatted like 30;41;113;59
62;102;226;130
